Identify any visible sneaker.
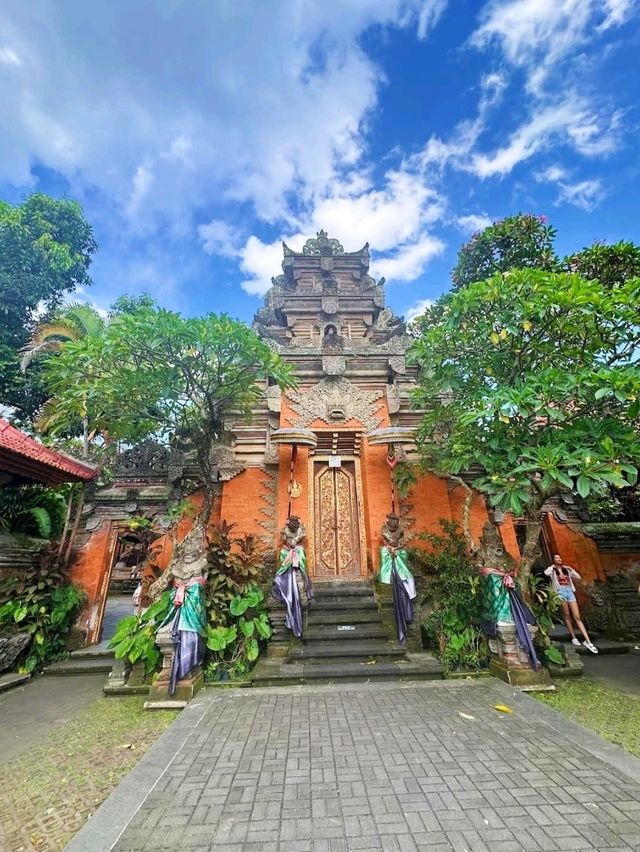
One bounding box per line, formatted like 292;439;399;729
584;641;599;654
571;638;581;646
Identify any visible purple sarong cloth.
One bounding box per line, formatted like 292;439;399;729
272;567;313;638
167;608;205;695
507;586;540;671
391;564;413;645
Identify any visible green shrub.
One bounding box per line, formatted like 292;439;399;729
420;520;489;673
0;485;68;539
0;546;84;671
108;592;173;675
204;585;272;681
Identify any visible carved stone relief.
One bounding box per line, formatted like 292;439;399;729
265;386;282;413
386;384;401;414
322;355;346;376
388;356;406;375
209;445;245;482
288;378;384;432
321;296;339;315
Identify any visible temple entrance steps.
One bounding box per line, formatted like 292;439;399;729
43;647;115;676
252;580;444;686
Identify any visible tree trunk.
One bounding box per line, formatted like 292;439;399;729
518;501;545;585
56;484;76;568
449;475;475;554
63;484;86;568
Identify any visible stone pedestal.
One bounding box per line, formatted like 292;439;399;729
486;622;552;690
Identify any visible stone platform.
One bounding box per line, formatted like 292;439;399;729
66;678;640;851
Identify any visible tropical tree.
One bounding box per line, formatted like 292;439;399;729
40;307;294;528
20;303;106;371
566;240;640;289
410;268;640;579
0;193;96;418
451;213;558;290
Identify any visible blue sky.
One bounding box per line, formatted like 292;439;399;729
1;0;639;324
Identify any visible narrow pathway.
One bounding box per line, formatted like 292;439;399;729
0;673;104;762
67;679;640;851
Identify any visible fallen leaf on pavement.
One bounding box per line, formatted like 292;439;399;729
493;704;514;714
458;712;476;720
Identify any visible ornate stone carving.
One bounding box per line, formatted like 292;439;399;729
321;296;339;315
301;230;344;256
210;445;245;481
388;356;406;375
386;385;401;414
265;386;282;413
322;355;346;376
373;285;385;307
288;378;383;432
116;442;183;483
258;467;278;553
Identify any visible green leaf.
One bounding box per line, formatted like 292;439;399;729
576;475;591;498
240;620;255;638
246;638;259;662
230;596;249;616
545;646;565;665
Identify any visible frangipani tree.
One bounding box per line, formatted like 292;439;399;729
410;268;640;578
41;307;294;532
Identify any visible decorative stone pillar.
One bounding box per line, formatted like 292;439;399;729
144;624;203;709
480;573;552;689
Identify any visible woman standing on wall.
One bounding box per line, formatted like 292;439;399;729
545;554;598;654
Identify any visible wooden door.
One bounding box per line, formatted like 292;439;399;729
313;460;362;578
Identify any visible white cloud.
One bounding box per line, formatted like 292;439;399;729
456;213;492;233
372;235;445;281
556;179;606;210
0;46;21;66
471;0;636;93
198;219;242;258
416;0;449;38
126;164;154;218
240;236;292;297
237;166;447;294
535;164;568;182
468;99;621;178
405;298;434;323
0;1;440;229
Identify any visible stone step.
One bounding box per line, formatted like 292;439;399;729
559;638;630;656
305;624;389;641
289;640;404;660
308;610;383;625
309;598;378;612
44;656;114;676
313;585;374;598
251;653;444;686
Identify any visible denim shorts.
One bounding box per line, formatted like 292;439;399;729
557;586;576;603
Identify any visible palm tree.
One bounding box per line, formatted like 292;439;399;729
21;303;106;458
20;302;106;370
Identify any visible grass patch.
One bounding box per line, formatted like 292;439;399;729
534;678;640;758
0;695;177;851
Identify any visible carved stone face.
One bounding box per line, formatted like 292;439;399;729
386;514;399;532
287;516;300;532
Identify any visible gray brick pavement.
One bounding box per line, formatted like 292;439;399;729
66;679;640;851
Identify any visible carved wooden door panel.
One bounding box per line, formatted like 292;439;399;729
313;461;362;578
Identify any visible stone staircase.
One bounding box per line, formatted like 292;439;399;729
43;646;115;676
252;580;443;686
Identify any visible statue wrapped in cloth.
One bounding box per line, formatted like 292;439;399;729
272;516;313;638
149;530;208;696
379;514;416;644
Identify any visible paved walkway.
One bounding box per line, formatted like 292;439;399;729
582;649;640;695
67;679;640;852
0;672;104;762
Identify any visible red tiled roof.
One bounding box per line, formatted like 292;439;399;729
0;419;97;485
